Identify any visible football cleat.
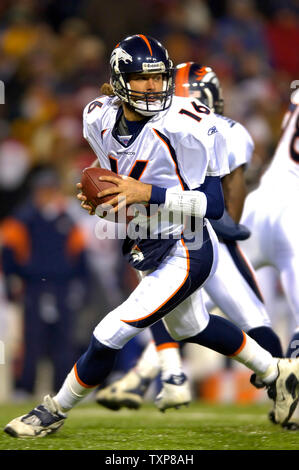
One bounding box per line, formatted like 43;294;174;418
4;395;66;438
283;401;299;430
266;358;299;426
282;421;299;431
268;408;299;430
250;373;266;389
95;369;151;411
268;409;276;424
155;373;192;412
269;401;299;430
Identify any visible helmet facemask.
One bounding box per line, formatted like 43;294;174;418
112;68;174;117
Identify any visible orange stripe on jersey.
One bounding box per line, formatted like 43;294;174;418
156;342;179;351
121;238;190;324
152;129;185;190
137;34;153;56
74;363;96;389
236;244;265;303
229;330;247;357
175;62;191;97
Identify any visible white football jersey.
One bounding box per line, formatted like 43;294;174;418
83;95;229;186
214;114;254;172
83;95;230;237
261;88;299;185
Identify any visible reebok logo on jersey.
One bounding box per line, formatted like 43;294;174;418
208;126;218;135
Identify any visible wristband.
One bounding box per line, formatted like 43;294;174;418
164;187;207;218
149;185;167;205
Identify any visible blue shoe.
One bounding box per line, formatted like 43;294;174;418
4;395;66;438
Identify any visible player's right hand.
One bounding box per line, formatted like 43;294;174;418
76;182;95;215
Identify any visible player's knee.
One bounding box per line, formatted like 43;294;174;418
163;308;209;341
93;309;140;349
164;321;203;341
164;329;188;341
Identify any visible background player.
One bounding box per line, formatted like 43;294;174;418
95;62;284;413
241;87;299;357
240;87;299;425
4;35;299;438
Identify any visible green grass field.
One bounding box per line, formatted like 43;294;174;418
1;401;299;451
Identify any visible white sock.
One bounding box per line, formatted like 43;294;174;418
135;341;160;379
54;366;96;412
157;344;183;381
230;333;278;383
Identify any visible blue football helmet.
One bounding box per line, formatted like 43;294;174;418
110;34;174;116
175;62;224;115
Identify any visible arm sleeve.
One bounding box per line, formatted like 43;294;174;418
198;176;224;219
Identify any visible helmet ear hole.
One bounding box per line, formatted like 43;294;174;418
110;34;174;115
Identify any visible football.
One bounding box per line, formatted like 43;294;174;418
80;167;121;210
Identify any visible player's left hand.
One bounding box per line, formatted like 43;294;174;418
97;175;152;213
76;182;96;215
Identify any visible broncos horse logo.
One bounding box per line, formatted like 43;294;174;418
110;47;133;72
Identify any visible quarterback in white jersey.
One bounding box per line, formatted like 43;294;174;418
83;93;229;244
5;35;299;438
241;88;299;359
95;63;284;414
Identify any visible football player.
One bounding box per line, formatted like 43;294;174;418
240;87;299;425
4;35;299;438
95;62;284;413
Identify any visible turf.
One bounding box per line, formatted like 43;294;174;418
0;401;299;451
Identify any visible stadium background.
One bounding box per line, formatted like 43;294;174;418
0;0;298;405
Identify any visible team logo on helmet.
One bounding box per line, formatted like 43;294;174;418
194;67;209;81
110;47;133;73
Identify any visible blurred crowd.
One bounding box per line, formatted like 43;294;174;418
0;0;298;209
0;0;298;400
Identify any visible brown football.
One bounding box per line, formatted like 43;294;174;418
81;167;121;210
